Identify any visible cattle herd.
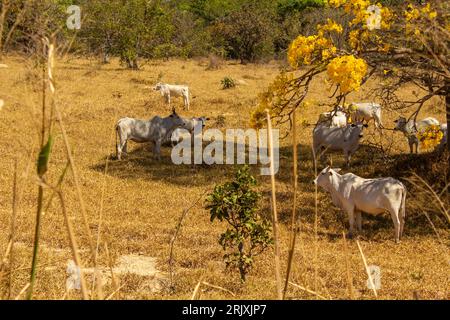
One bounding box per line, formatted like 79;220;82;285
115;83;448;243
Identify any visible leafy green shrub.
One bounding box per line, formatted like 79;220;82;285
205;166;273;282
221;77;236;89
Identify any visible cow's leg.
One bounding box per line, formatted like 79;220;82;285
123;141;128;155
345;151;351;168
117;129;126;161
408;139;414;154
355;210;362;233
184;94;190;111
387;207;401;243
154;139;162;161
399;209;405;240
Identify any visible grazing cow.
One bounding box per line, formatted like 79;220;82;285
154;83;190;110
115;109;187;161
169;116;209;146
313;123;368;167
394;116;440;153
314;167;407;243
348;102;383;129
318;109;348;128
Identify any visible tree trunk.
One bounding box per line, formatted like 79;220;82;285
0;0;11;54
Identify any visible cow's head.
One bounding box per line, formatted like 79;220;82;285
153;83;163;91
393;117;407;131
314;166;342;190
350;122;369;138
169;108;188;128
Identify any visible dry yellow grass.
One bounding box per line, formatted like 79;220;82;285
0;55;448;300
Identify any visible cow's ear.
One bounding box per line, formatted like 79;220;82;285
334;168;342;173
364;124;369;128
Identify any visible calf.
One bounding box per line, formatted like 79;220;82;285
313;123;368;167
314;167;407;243
318;109;348;128
115;109;187;161
154;83;190;110
394;116;440;153
349;102;383;129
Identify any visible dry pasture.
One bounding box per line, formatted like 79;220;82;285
0;55;448;300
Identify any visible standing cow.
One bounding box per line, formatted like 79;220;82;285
115;108;187;161
394;116;440;153
314;167;407;243
313;123;368;167
154;83;190;110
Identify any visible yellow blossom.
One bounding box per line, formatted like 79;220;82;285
327;55;368;93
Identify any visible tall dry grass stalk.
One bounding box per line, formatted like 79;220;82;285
266;110;283;300
27;37;94;299
312;148;319;294
91;155;110;300
191;274;205;300
7;159;18;299
356;240;377;299
288;281;328;300
39;180;89;300
54;103;96;258
201;282;236;297
169;190;208;290
407;172;449;223
342;232;355;300
27;38;52;300
283;109;298;299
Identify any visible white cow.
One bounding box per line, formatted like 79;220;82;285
349;102;383;129
318;109;348;128
154;83;190;110
313;123;368;167
394;116;440;153
169;116;209;146
314;167;407;243
115;109;188;161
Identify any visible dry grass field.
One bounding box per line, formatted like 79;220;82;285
0;55;448;300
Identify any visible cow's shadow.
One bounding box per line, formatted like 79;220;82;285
91;141;291;187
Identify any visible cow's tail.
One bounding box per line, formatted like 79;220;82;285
115;121;120;159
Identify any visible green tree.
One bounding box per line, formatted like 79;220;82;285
205;166;273;282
